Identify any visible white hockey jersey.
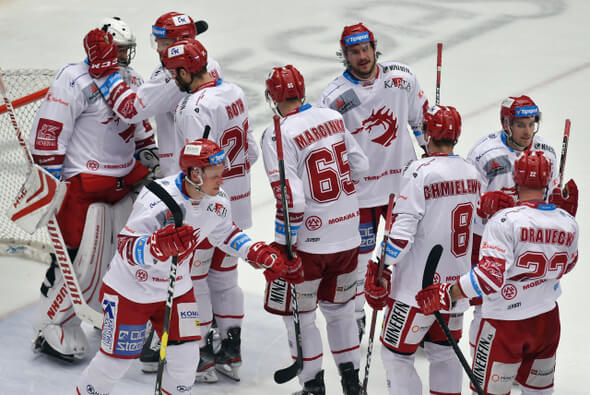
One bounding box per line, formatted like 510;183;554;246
93;58;222;176
172;79;259;230
28;62;155;180
467;131;559;235
318;61;428;208
385;154;482;312
260;104;369;254
458;202;578;320
103;174;256;304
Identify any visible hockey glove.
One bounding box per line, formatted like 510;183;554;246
364;259;391;310
477;191;514;220
415;282;453;315
83;28;119;78
149;224;195;262
549;179;578;217
247;241;288;283
270;242;304;284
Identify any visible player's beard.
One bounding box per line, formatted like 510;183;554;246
348;56;377;80
175;74;194;93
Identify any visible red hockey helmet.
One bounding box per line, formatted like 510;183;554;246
179;139;226;175
340;23;375;50
513;151;551;188
423;105;462;143
161;38;208;74
152;12;198;40
500;95;541;126
265;65;305;102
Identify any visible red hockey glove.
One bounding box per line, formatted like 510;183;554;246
415;283;453;315
149;224;195;262
270;242;304;284
549;179;578;217
477;191;514;220
83;28;119;78
364;259;391;311
247;241;287;282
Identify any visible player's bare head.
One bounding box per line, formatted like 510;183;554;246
338;23;380;77
99;17;136;67
500;95;541;151
423;105;462;147
152;12;208;57
513;150;551;199
160;39;208;93
265;65;305;115
180;139;227;196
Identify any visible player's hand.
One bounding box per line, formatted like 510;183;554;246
549;179;578;217
477;191;514;219
415;283;453;315
364;259;391;310
83;28;119;78
270;242;304;284
247;241;287;282
149;224;195;262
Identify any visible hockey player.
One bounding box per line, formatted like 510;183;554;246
261;65;369;395
29;26;157;362
416;150;579;395
465;95;576;356
318;23;429;340
159;37;259;381
74;138;293;395
365;106;481;395
87;12;228;377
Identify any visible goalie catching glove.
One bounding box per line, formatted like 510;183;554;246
247;241;303;283
415;282;453;315
549;179;578;217
364;259;391;310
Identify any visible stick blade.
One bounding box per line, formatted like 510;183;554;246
273;359;302;384
422;244;444;289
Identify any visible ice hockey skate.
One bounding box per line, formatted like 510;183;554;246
215;327;242;381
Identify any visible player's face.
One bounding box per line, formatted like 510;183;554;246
200;164;225;196
155;37;176;58
510;116;536;148
345;43;377;79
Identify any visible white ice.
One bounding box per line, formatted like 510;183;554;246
0;0;589;393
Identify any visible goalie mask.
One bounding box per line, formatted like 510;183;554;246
513;150;551;189
99;17;136;67
180;139;228;190
423;105;462;144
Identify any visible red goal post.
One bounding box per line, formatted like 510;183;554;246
0;69;57;264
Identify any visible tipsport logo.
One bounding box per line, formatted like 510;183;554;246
344;32;370;46
514;106;538;117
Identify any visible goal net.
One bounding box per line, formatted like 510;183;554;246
0;69;57;264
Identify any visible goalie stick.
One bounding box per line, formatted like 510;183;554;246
362;193;395;394
422;245;485;395
558;119;571;189
272;114;304;384
144;181;184;395
0;71;103;328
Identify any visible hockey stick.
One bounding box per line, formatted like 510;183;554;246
272;114;304;384
0;71;103;328
558;119;570;189
436;43;443;105
145;181;184;395
422;245;485;395
362;193;396;394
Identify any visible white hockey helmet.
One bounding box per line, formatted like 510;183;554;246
99;16;136;67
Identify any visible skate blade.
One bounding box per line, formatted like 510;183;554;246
215;363;240;381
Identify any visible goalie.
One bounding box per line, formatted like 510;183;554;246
24;23;158;362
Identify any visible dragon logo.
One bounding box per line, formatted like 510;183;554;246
352;106;398;147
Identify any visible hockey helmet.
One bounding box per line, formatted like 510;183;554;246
500;95;541;127
340;23;375;50
180;139;226;176
513;150;551;189
99;17;136;66
423;105;462;143
265;65;305;103
161;38;208;74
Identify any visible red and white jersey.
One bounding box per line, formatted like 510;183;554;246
458;202;578;320
103;174;256;304
260;104;369;254
467;131;559;235
28;62;155;180
385;154;482;312
172;79;258;229
318;61;428;208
